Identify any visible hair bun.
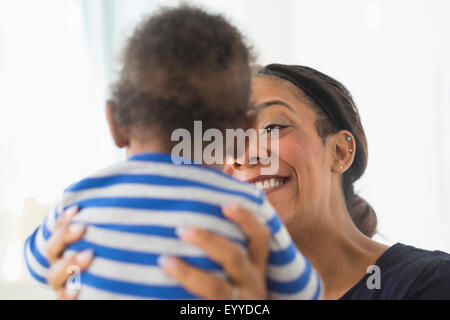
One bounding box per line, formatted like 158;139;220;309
349;195;377;238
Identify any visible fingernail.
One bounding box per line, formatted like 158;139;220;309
65;206;79;217
69;223;86;234
175;226;197;238
175;226;185;237
157;255;168;266
76;249;94;264
223;202;239;211
158;255;176;268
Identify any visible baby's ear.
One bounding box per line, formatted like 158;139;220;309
105;101;130;148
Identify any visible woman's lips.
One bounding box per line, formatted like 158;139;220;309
245;175;290;194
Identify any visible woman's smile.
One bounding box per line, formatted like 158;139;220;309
245;175;291;195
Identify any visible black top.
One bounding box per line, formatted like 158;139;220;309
340;242;450;299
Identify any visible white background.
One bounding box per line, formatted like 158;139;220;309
0;0;449;299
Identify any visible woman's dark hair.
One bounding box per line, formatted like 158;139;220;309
110;5;252;143
256;64;377;238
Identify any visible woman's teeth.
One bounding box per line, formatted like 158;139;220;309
254;178;285;191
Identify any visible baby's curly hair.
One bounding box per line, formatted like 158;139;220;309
110;5;253;144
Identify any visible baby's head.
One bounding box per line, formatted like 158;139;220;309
106;5;253;162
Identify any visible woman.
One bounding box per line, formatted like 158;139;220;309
45;64;450;299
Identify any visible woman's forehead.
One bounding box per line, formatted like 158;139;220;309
251;76;310;112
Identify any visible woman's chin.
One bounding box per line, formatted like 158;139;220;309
271;203;294;224
266;186;295;223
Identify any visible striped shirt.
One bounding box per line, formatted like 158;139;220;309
24;153;322;299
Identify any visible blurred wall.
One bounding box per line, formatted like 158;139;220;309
0;0;449;298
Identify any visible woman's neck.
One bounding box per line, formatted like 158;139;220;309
289;199;389;300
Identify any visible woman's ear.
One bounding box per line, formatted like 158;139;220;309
330;130;356;174
106;101;130;148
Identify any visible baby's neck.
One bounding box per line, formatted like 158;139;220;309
126;139;170;158
126;140;225;171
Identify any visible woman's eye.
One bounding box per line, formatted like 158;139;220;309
262;124;287;134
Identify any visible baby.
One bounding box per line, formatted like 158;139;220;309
24;5;322;299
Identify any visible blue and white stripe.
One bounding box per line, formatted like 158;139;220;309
24;153;322;299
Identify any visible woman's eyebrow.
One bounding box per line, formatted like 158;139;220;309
254;100;296;114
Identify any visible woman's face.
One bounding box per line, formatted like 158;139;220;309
225;76;334;231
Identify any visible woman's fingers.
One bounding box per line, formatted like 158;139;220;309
55;206;79;228
160;256;233;299
46;207;86;264
45;206;92;298
47;224;86;264
177;226;253;285
166;203;272;300
47;249;94;291
222;203;271;272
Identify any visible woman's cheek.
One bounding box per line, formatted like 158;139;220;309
274;133;319;219
267;135;303;222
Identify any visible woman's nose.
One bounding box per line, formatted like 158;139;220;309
231;152;261;170
223;156;260;176
223;130;265;173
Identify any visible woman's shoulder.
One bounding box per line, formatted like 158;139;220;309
384;242;450;266
341;242;450;300
392;243;450;299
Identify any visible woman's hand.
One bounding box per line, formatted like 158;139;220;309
45;207;94;300
160;203;271;299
